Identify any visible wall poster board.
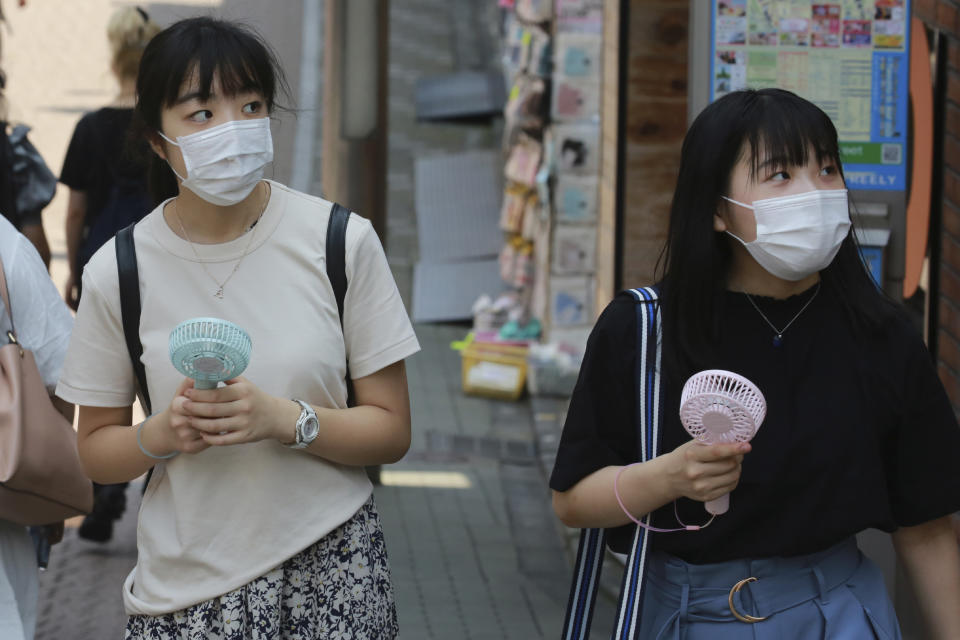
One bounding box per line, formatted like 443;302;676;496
710;0;911;192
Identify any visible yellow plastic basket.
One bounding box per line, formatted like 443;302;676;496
460;342;529;401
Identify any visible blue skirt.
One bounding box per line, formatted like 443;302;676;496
637;538;901;639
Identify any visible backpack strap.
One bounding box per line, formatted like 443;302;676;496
115;223;152;415
560;286;662;640
325;202;355;408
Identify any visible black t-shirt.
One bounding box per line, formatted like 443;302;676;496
60;107;151;268
550;284;960;563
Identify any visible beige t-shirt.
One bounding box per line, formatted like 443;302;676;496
55;181;420;616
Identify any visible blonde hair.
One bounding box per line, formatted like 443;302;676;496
107;7;161;80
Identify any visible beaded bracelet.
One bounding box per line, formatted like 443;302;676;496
136;415;179;460
614;462;714;533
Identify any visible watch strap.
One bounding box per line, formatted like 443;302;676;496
286;399;317;449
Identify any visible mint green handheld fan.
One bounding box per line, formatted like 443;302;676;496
169;318;252;389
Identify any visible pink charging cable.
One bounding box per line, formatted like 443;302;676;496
614;462;716;533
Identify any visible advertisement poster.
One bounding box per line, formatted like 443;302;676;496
711;0;910;191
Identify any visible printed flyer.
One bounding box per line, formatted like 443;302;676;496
711;0;909;190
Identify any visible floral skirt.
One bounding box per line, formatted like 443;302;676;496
125;496;398;640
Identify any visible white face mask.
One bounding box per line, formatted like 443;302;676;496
160;118;274;206
722;189;851;281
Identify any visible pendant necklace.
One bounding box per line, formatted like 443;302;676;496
743;280;820;347
173;185;266;299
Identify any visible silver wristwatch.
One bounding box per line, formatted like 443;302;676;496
285;399;319;449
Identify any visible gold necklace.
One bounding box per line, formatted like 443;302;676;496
173;185;267;299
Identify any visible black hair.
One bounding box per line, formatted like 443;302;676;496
656;88;894;380
133;16;289;203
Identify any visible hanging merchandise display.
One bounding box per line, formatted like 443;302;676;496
492;2;559;347
504;133;544;187
504;74;550;137
555;175;598;223
552;225;597;275
516;0;554;24
554;32;602;77
550;275;593;326
553;123;601;176
555;0;603;33
542;0;603;357
552;32;602;122
459;0;603;401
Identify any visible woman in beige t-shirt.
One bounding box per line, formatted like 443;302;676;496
56;17;418;639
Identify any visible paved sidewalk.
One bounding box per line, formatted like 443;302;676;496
382;324;574;639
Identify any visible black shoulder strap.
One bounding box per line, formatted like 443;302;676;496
325;203;354;407
115;223;152;415
326;203;350;324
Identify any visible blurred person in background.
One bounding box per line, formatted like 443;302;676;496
58;6;159;545
62;6;159;309
0;213;73;640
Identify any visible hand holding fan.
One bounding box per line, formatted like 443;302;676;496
679;370;766;515
169;318;252;390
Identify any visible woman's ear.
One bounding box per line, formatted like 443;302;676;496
148;133;166;161
713;211;728;233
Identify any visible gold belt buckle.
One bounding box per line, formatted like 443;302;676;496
728;577;769;623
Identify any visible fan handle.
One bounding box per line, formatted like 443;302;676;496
194;380;218;390
706;494;729;515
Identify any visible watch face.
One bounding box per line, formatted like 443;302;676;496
302;416;320;441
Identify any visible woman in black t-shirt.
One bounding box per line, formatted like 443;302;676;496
58;6;160;545
551;89;960;638
60;6;160;310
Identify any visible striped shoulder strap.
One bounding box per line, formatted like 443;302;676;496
560;286;663;640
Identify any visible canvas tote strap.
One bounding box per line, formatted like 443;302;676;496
561;526;607;640
611;286;662;640
559;286;662;640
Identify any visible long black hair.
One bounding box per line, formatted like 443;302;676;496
657;88;894;380
133;17;289;203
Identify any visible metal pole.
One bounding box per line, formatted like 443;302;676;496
321;0;389;244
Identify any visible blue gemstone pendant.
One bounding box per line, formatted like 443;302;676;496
773;334;783;347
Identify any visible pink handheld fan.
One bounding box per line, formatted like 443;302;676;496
679;370;766;515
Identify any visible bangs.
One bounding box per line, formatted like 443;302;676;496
739;93;840;179
159;21;277;109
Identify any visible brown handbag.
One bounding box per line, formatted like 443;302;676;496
0;254;93;526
